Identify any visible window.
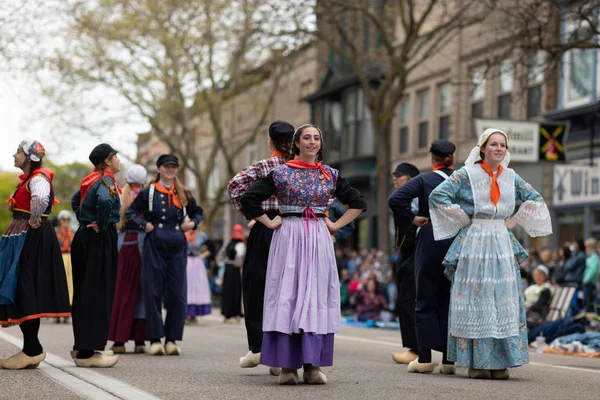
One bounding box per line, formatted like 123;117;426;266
311;100;325;129
342;88;358;158
497;60;513;119
471;67;485;119
438;83;451;140
526;86;542;119
327;102;343;153
356;90;374;156
312;100;342;158
418;89;430;148
527;51;544;118
363;16;370;53
563;17;595;106
399;97;410;153
341;87;374;158
566;49;593;103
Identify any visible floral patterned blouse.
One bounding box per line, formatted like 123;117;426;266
241;164;366;219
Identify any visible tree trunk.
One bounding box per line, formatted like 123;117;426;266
374;116;392;256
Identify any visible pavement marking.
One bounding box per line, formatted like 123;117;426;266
529;362;600;375
337;333;600;374
336;334;405;348
374;336;403;343
0;331;160;400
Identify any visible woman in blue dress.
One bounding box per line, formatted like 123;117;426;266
429;129;552;379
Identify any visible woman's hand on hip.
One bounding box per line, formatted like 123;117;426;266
325;217;338;233
28;216;42;229
504;218;516;229
268;215;282;230
412;216;429;227
181;221;195;232
87;221;100;233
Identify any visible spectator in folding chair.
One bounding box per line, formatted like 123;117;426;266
525;266;553;329
527;288;586;345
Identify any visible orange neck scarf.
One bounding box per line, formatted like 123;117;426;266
186;230;198;244
432;163;453;171
79;169;122;205
480;160;503;206
271;151;284;157
154;182;182;209
286;159;331;181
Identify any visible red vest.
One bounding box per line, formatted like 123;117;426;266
10;168;56;216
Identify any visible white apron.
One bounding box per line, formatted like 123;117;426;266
450;165;520;339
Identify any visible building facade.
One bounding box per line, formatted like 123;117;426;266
545;15;600;244
306;5;564;250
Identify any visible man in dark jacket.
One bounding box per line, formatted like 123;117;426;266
388;162;420;364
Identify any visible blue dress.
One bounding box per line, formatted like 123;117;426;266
429;165;552;369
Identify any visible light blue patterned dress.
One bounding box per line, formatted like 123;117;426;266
429;165;552;369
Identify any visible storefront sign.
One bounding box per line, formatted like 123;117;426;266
553;164;600;206
475;119;540;162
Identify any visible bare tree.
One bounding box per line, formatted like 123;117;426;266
282;0;600;254
286;0;497;254
35;0;302;232
0;0;36;64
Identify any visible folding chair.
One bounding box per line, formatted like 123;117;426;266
545;286;577;322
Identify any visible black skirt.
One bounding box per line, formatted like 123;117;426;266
221;263;242;318
71;224;118;350
0;218;70;326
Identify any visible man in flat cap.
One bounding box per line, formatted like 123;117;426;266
388;139;457;374
227;120;295;376
388;162;420;365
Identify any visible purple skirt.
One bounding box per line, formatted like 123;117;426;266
260;331;334;369
187;304;211;317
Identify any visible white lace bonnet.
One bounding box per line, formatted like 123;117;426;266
464;128;511;168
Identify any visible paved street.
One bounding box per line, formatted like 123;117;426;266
1;313;599;400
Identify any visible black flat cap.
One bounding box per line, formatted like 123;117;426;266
89;143;118;167
430;139;456;157
393;162;420;178
269;120;294;142
156;154;179;167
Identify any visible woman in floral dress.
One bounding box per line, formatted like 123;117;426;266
240;124;366;385
429;128;552;379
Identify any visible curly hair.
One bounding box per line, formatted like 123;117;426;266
272;139;294;162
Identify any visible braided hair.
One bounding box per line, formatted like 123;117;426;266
95;153;117;192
